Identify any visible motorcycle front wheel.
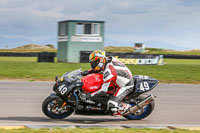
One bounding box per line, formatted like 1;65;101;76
123;94;155;120
42;96;74;119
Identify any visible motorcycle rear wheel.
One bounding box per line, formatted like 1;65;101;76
123;94;155;120
42;96;74;119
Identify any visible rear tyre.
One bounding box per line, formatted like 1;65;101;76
42;96;74;119
123;95;155;120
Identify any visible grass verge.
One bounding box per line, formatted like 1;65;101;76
0;57;199;84
0;128;200;133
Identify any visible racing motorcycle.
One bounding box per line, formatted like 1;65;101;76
42;69;159;120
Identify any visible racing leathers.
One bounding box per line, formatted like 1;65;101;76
82;56;134;114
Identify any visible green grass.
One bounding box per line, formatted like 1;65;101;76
129;59;200;84
0;57;37;62
127;64;200;84
164;59;200;65
0;57;199;83
0;128;199;133
0;59;89;81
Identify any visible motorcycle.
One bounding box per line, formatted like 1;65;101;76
42;69;159;120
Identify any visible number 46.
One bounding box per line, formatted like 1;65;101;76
140;82;149;91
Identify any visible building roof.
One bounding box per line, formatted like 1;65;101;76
58;20;105;23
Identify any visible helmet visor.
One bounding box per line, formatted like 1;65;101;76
90;59;100;70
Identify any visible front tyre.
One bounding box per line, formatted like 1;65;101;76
123;95;155;120
42;96;74;119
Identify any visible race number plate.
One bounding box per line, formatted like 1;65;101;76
58;85;68;95
139;81;150;91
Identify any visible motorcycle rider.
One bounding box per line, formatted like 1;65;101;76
81;50;134;115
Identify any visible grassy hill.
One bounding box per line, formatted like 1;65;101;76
0;44;56;53
0;45;200;55
104;46;200;55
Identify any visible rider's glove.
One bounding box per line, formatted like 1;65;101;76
81;70;90;76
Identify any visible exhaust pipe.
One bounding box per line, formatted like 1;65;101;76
124;94;156;115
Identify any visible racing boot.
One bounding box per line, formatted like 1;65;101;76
108;100;130;115
117;102;130;115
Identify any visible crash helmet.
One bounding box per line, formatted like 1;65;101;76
89;50;106;71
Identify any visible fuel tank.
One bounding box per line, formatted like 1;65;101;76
82;73;104;93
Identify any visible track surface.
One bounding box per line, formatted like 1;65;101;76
0;80;200;126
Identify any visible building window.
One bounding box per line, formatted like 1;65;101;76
92;23;100;35
85;24;92;34
59;22;67;35
76;23;100;35
76;23;84;34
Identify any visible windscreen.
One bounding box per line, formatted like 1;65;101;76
60;69;82;82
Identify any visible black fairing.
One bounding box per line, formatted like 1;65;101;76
133;75;159;96
53;81;76;98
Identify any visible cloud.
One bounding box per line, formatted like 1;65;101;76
0;0;200;49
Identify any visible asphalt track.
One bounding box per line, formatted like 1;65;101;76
0;80;200;127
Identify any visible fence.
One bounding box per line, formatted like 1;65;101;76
0;52;56;62
80;51;165;65
0;52;38;57
0;52;199;62
80;51;200;64
37;52;56;62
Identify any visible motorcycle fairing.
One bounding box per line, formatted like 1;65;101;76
82;73;118;95
82;73;104;93
133;75;159;94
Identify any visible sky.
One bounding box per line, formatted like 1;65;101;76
0;0;200;50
